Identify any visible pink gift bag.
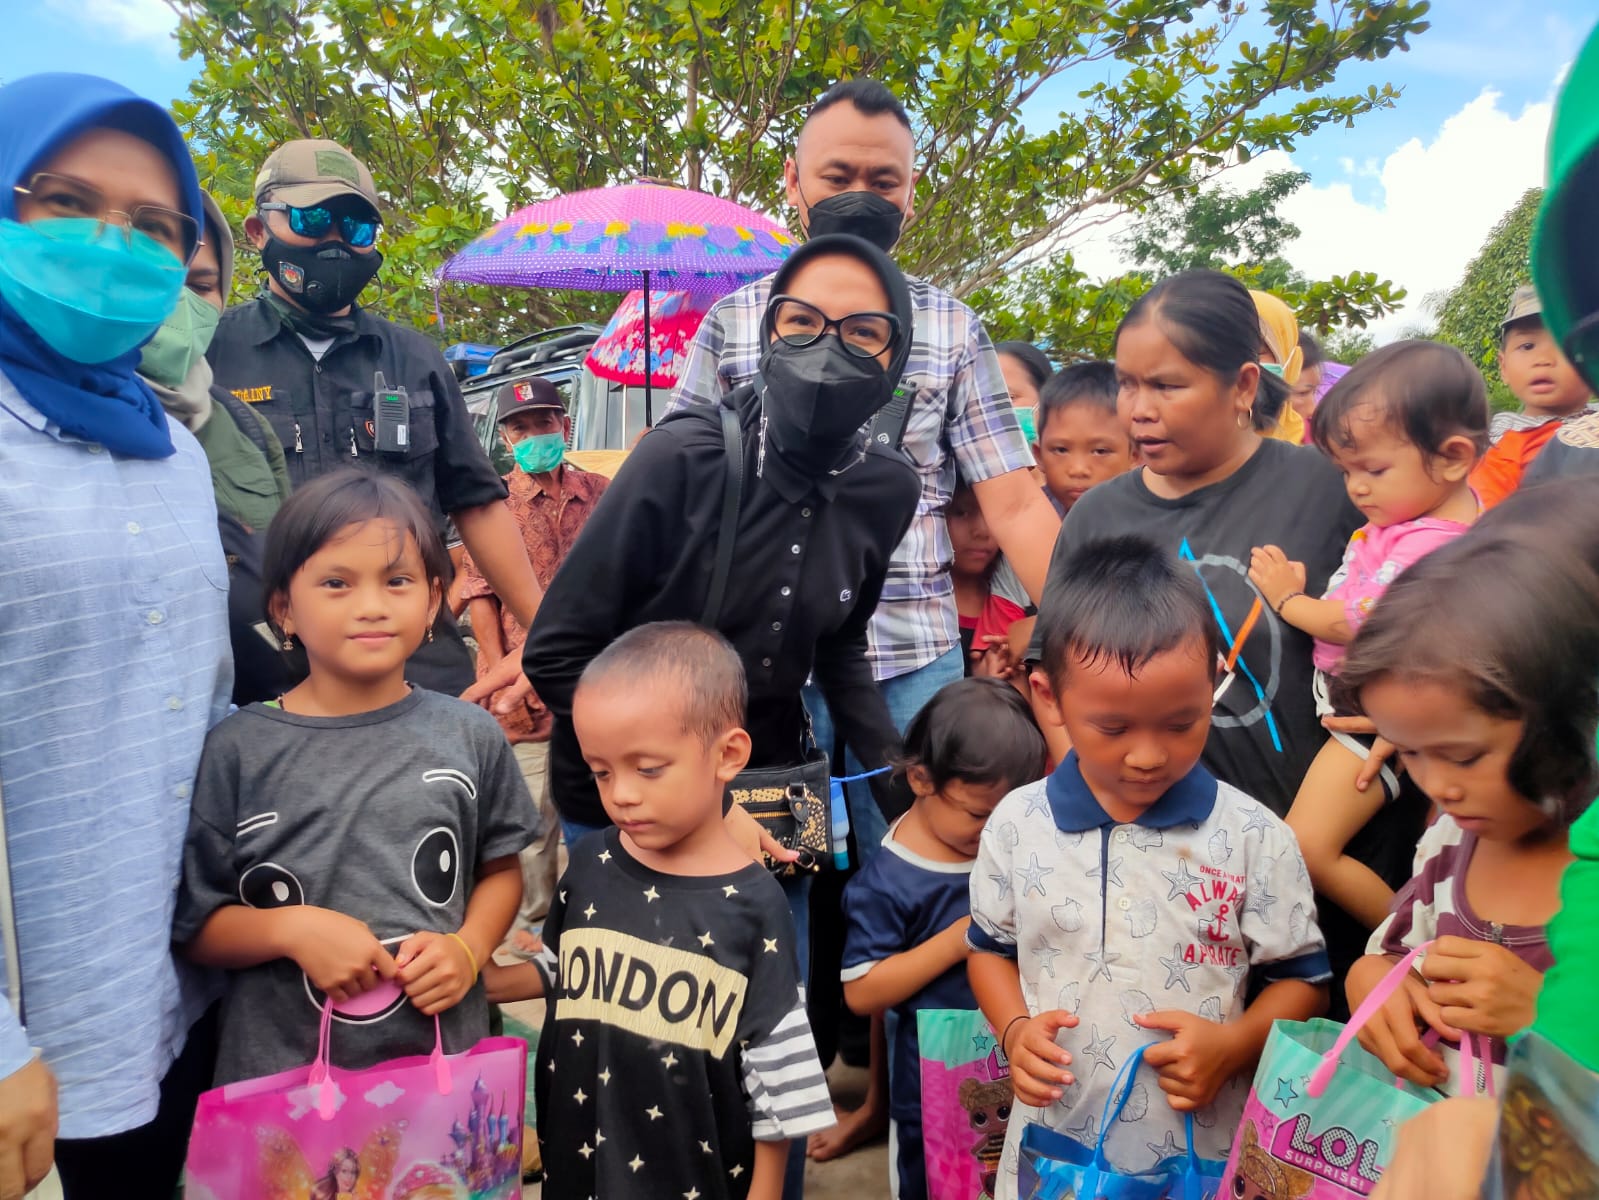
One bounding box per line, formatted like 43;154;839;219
185;1001;526;1200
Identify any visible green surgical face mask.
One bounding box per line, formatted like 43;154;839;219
1014;403;1038;445
512;430;565;474
139;287;222;388
1261;362;1286;378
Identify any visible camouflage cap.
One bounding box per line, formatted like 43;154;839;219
254;139;379;211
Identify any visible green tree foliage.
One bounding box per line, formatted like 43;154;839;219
1431;187;1542;409
1320;327;1377;364
168;0;1430;344
973;168;1406;360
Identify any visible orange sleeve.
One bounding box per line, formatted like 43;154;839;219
1471;424;1561;510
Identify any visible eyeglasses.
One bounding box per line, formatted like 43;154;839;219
1565;310;1599;390
258;201;380;248
769;296;900;359
13;173;199;263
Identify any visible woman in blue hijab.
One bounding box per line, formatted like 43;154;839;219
0;75;232;1200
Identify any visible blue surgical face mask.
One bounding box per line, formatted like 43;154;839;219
512;430;565;474
0;217;187;364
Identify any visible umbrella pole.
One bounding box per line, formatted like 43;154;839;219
642;271;653;428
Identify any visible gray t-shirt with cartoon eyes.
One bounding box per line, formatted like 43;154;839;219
175;688;538;1083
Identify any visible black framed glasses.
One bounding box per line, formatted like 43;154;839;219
769;296;900;359
1565;310;1599;390
13;172;200;263
259;201;380;248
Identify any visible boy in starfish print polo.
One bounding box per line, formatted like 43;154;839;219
967;537;1329;1200
482;622;834;1199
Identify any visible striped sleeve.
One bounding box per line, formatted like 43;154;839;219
1369;817;1465;956
741;995;835;1140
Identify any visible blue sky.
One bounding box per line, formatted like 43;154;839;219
6;0;1594;332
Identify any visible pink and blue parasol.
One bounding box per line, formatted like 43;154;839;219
585;290;715;390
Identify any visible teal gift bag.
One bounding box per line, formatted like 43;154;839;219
1017;1044;1224;1200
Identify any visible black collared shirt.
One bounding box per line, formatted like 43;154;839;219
524;387;921;828
207;297;508;523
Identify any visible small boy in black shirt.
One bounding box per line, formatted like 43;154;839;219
485;622;834;1200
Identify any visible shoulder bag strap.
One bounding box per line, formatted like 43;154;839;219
0;772;23;1025
699;400;744;627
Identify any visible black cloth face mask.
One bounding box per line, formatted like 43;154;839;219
261;235;382;318
801;190;905;253
758;334;894;477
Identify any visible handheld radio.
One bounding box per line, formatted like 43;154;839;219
372;371;410;454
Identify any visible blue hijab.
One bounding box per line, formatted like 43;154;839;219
0;74;203;459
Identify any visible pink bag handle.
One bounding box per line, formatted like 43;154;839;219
1423;1028;1497;1098
1308;941;1430;1098
307;999;452;1121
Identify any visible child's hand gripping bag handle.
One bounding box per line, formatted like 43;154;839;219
1077;1041;1153;1191
306;998;452;1120
1308;939;1496;1100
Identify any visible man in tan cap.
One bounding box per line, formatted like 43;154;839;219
208;138;542;695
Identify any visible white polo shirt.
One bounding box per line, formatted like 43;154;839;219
968;754;1330;1198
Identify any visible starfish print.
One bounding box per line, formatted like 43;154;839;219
572;1028;585;1047
662;1051;679;1070
989;871;1012;901
1087;854;1124;889
578;1142;594;1160
643;886;660;903
763;938;779;953
1146;1130;1183;1161
598;1068;612;1085
1034;943;1063;978
646;1105;663;1121
1243;879;1279;922
698;931;715;948
723;885;739;898
1015;853;1054;898
1066;1112;1098;1143
1084;945;1121;983
1241;805;1275;838
1160;943;1200;993
1024;789;1051;818
598;849;613;864
628;1155;645;1172
573;1087;589;1105
1082;1024;1117;1077
729;1165;745;1179
1160;858;1202;902
583;902;597;920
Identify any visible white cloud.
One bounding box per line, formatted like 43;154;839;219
67;0;179;52
1059;87;1555;344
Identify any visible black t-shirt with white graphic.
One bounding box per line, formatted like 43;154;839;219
534;829;833;1200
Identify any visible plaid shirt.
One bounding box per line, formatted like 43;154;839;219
668;274;1033;680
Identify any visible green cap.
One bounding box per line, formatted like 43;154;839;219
1531;21;1599;386
254;139;380;211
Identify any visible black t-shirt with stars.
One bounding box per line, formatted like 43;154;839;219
533;829;834;1200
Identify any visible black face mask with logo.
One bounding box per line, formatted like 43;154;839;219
801;190;905;253
261;235;383;319
758;334;894;478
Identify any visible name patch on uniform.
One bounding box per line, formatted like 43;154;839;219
232;386;274;403
556;927;747;1056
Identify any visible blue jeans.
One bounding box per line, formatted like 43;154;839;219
559;815;609;849
803;645;965;865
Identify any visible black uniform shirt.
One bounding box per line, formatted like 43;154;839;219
524;387;921;828
207;297;507;522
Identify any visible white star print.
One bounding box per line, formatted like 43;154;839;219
684;1190;701;1200
1160;857;1202;901
573;1087;589;1104
1084;945;1121;982
763;938;779;953
583;902;597;920
547;1059;556;1074
1087;854;1124;889
723;885;739;897
1160;943;1200;993
662;1050;679;1069
598;849;613;863
729;1165;745;1178
1015;853;1054;898
698;931;715;947
578;1142;594;1159
598;1068;612;1085
646;1105;663;1121
595;1129;606;1146
572;1028;585;1047
643;886;660;903
699;1140;714;1155
629;1154;645;1172
560;889;567;904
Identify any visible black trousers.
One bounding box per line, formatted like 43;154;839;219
53;1005;219;1200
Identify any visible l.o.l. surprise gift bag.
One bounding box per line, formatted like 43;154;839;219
918;1008;1015;1200
185;1000;526;1199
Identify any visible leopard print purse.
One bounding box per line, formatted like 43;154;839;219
725;752;835;876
